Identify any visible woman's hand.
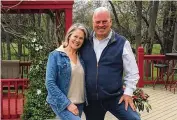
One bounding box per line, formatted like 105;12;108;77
67;103;79;116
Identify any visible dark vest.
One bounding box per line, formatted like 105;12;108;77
80;31;126;100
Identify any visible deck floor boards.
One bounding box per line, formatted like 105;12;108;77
2;85;177;120
81;85;177;120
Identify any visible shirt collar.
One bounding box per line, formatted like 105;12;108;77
93;29;112;42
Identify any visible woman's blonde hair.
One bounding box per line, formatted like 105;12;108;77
63;23;88;48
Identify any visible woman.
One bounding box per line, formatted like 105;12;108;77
45;23;88;120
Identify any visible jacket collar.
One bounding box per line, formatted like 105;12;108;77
55;45;84;68
55;45;67;57
55;45;82;58
108;31;116;45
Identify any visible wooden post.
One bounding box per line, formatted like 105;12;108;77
1;81;3;119
137;47;144;87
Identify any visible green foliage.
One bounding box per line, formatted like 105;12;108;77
21;30;57;120
21;57;55;120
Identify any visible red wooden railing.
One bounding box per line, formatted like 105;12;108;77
1;48;176;119
1;61;31;119
137;47;176;88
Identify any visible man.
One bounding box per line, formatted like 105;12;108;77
80;7;141;120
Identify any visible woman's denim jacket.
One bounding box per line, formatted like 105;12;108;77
45;47;87;113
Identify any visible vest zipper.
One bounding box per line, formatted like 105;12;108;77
96;63;99;100
95;43;111;100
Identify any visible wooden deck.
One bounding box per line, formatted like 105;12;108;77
81;85;177;120
139;85;177;120
2;85;177;120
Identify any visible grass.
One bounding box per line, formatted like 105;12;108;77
152;44;161;54
2;43;162;60
1;42;30;60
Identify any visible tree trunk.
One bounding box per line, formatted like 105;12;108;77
38;14;41;27
146;1;159;55
108;1;133;40
172;18;177;52
18;14;22;60
1;42;4;59
141;15;164;52
135;1;142;55
18;39;22;60
163;2;176;53
56;11;65;46
108;1;121;28
5;32;11;60
46;15;51;42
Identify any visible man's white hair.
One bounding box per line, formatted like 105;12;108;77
93;7;111;17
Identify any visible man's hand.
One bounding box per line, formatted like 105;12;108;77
119;94;136;111
67;103;79;116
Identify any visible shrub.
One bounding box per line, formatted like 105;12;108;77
21;32;57;120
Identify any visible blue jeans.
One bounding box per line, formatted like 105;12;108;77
84;96;141;120
50;103;83;120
